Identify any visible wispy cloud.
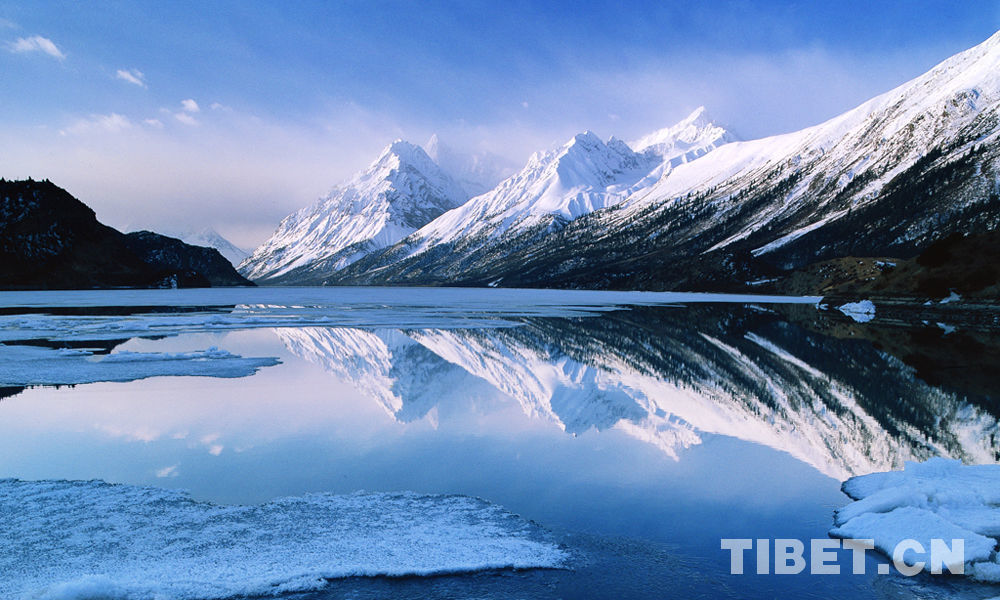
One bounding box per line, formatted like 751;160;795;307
116;68;147;88
60;113;132;136
175;112;198;126
7;35;64;59
143;118;164;128
180;99;200;113
0;18;17;29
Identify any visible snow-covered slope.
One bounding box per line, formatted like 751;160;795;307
176;228;249;267
409;132;661;248
615;29;1000;254
239;141;467;283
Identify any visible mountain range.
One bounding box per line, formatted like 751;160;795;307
240;31;1000;296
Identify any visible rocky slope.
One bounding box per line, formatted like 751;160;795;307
123;231;252;287
0;179;251;289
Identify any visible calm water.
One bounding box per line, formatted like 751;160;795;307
1;288;998;599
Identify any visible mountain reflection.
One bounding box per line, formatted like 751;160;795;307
276;305;1000;480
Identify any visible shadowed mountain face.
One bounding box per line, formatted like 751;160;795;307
0;179;252;289
124;231;253;287
278;305;1000;480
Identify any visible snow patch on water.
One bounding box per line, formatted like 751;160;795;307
1;479;567;599
837;300;876;323
830;458;1000;581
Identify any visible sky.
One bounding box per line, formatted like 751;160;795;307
1;1;999;249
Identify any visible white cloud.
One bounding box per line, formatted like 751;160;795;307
143;118;164;128
60;113;132;136
175;112;198;126
210;102;232;112
155;465;179;478
96;424;160;443
8;35;64;59
116;68;147;88
180;99;200;113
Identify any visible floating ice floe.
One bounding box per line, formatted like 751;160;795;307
829;458;1000;581
0;479;567;599
837;300;876;323
0;344;280;387
940;290;963;304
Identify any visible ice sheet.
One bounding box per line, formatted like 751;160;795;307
1;479;567;599
0;288;821;342
0;344;279;387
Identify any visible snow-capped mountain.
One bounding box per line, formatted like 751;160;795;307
405;132;663;247
424;134;517;198
326;31;1000;290
174;228;248;267
320;108;735;285
239;141;467;283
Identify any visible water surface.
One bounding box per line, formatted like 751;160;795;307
1;288;997;599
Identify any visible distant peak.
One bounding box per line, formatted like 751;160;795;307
679;106;711;126
424;133;444;162
628;106;735;157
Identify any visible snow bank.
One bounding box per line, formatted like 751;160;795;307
0;344;279;387
837;300;876;323
830;458;1000;580
1;479;567;599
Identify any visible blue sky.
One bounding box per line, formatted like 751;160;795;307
1;1;999;247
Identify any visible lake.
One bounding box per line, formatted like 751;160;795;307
1;287;998;599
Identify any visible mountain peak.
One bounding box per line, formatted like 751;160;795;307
569;130;602;145
629;107;736;162
240;137;468;282
425;133;442;157
677;106;712;128
382;139;426;162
